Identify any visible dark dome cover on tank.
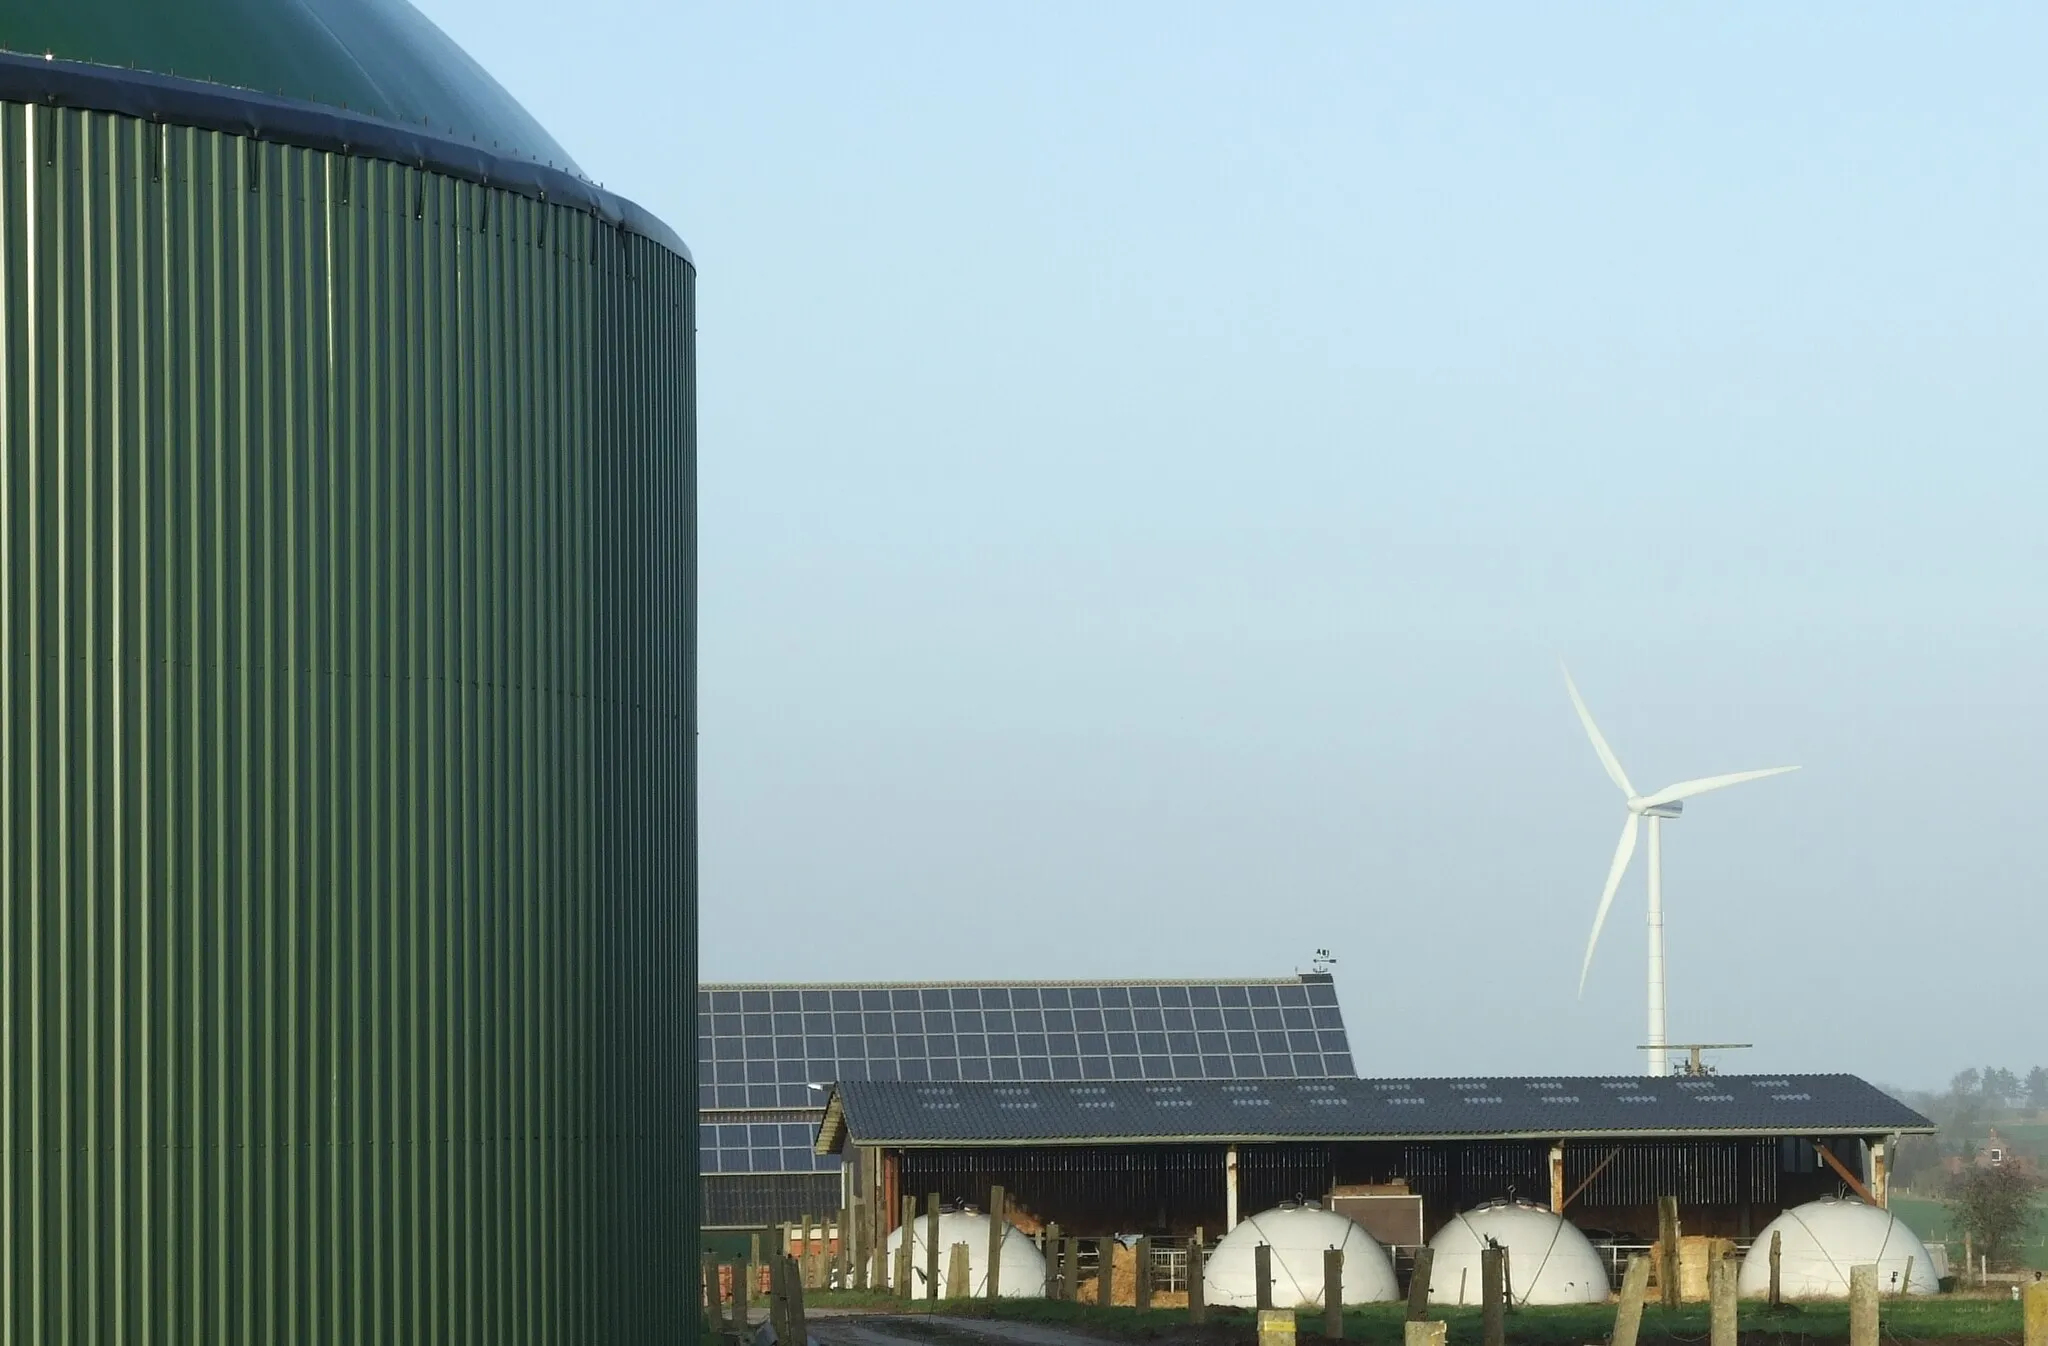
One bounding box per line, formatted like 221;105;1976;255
0;0;686;255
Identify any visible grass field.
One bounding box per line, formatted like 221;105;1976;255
1891;1191;2048;1270
797;1292;2033;1343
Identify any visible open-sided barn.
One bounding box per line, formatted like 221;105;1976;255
816;1073;1934;1252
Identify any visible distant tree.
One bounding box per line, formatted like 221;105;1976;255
1984;1067;2021;1104
2027;1066;2048;1114
1952;1161;2042;1270
1952;1068;1983;1099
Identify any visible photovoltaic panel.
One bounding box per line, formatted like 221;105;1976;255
697;973;1354;1176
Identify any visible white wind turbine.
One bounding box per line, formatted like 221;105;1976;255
1563;666;1798;1077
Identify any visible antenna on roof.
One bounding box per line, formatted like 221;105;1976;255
1304;948;1337;975
1638;1042;1752;1077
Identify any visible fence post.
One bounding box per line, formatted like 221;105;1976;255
702;1255;723;1332
1612;1254;1650;1346
896;1196;917;1299
1324;1248;1344;1339
1849;1264;1878;1346
1256;1242;1275;1311
788;1255;810;1346
769;1256;791;1345
1710;1254;1737;1346
2023;1279;2048;1346
1100;1236;1118;1306
1189;1240;1207;1324
947;1242;971;1300
1481;1245;1505;1346
1136;1236;1153;1311
925;1194;942;1303
1406;1246;1434;1322
987;1185;1006;1300
734;1256;751;1331
1658;1196;1682;1310
1769;1230;1782;1308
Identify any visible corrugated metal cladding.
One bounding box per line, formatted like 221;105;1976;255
0;101;696;1342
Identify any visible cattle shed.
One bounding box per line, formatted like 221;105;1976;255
700;973;1356;1229
818;1074;1934;1249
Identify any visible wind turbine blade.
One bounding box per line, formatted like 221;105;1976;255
1561;664;1635;797
1578;813;1640;997
1637;766;1799;809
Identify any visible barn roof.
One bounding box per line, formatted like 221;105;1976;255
816;1073;1933;1151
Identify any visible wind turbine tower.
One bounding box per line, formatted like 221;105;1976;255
1563;666;1798;1076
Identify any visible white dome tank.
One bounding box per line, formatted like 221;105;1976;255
1426;1201;1612;1306
881;1211;1047;1299
1204;1203;1401;1308
1737;1198;1938;1299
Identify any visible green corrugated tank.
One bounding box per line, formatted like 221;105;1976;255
0;0;697;1340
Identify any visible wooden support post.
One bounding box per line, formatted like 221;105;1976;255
1710;1255;1737;1346
1658;1196;1682;1311
925;1194;942;1303
734;1257;752;1330
1189;1240;1207;1324
947;1242;971;1300
1768;1230;1782;1308
1256;1242;1275;1311
1045;1223;1063;1300
1100;1236;1118;1306
801;1214;817;1290
838;1204;852;1289
871;1202;888;1293
1227;1144;1241;1231
1137;1235;1154;1311
2023;1280;2048;1346
1963;1233;1973;1287
1813;1142;1879;1207
852;1199;868;1291
896;1196;917;1298
1849;1264;1878;1346
1549;1141;1567;1215
1613;1256;1651;1346
1481;1246;1505;1346
1324;1248;1344;1339
987;1185;1006;1300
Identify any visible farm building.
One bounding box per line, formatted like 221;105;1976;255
816;1073;1935;1260
699;972;1356;1228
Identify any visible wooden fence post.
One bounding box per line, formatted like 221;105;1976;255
896;1196;917;1299
1481;1245;1505;1346
1710;1254;1737;1346
1100;1236;1118;1306
1324;1248;1344;1339
987;1185;1006;1300
1406;1247;1434;1322
788;1256;810;1346
1849;1264;1878;1346
768;1256;791;1345
1613;1255;1651;1346
1769;1230;1782;1307
2022;1279;2048;1346
947;1242;971;1300
1136;1236;1154;1310
1256;1242;1275;1311
925;1194;942;1302
734;1256;752;1330
1189;1240;1207;1324
703;1255;723;1331
1658;1196;1682;1310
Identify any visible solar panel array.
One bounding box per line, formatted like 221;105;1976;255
699;973;1353;1176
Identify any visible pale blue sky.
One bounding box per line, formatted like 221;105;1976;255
422;1;2045;1088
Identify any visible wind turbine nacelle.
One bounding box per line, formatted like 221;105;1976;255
1628;799;1683;818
